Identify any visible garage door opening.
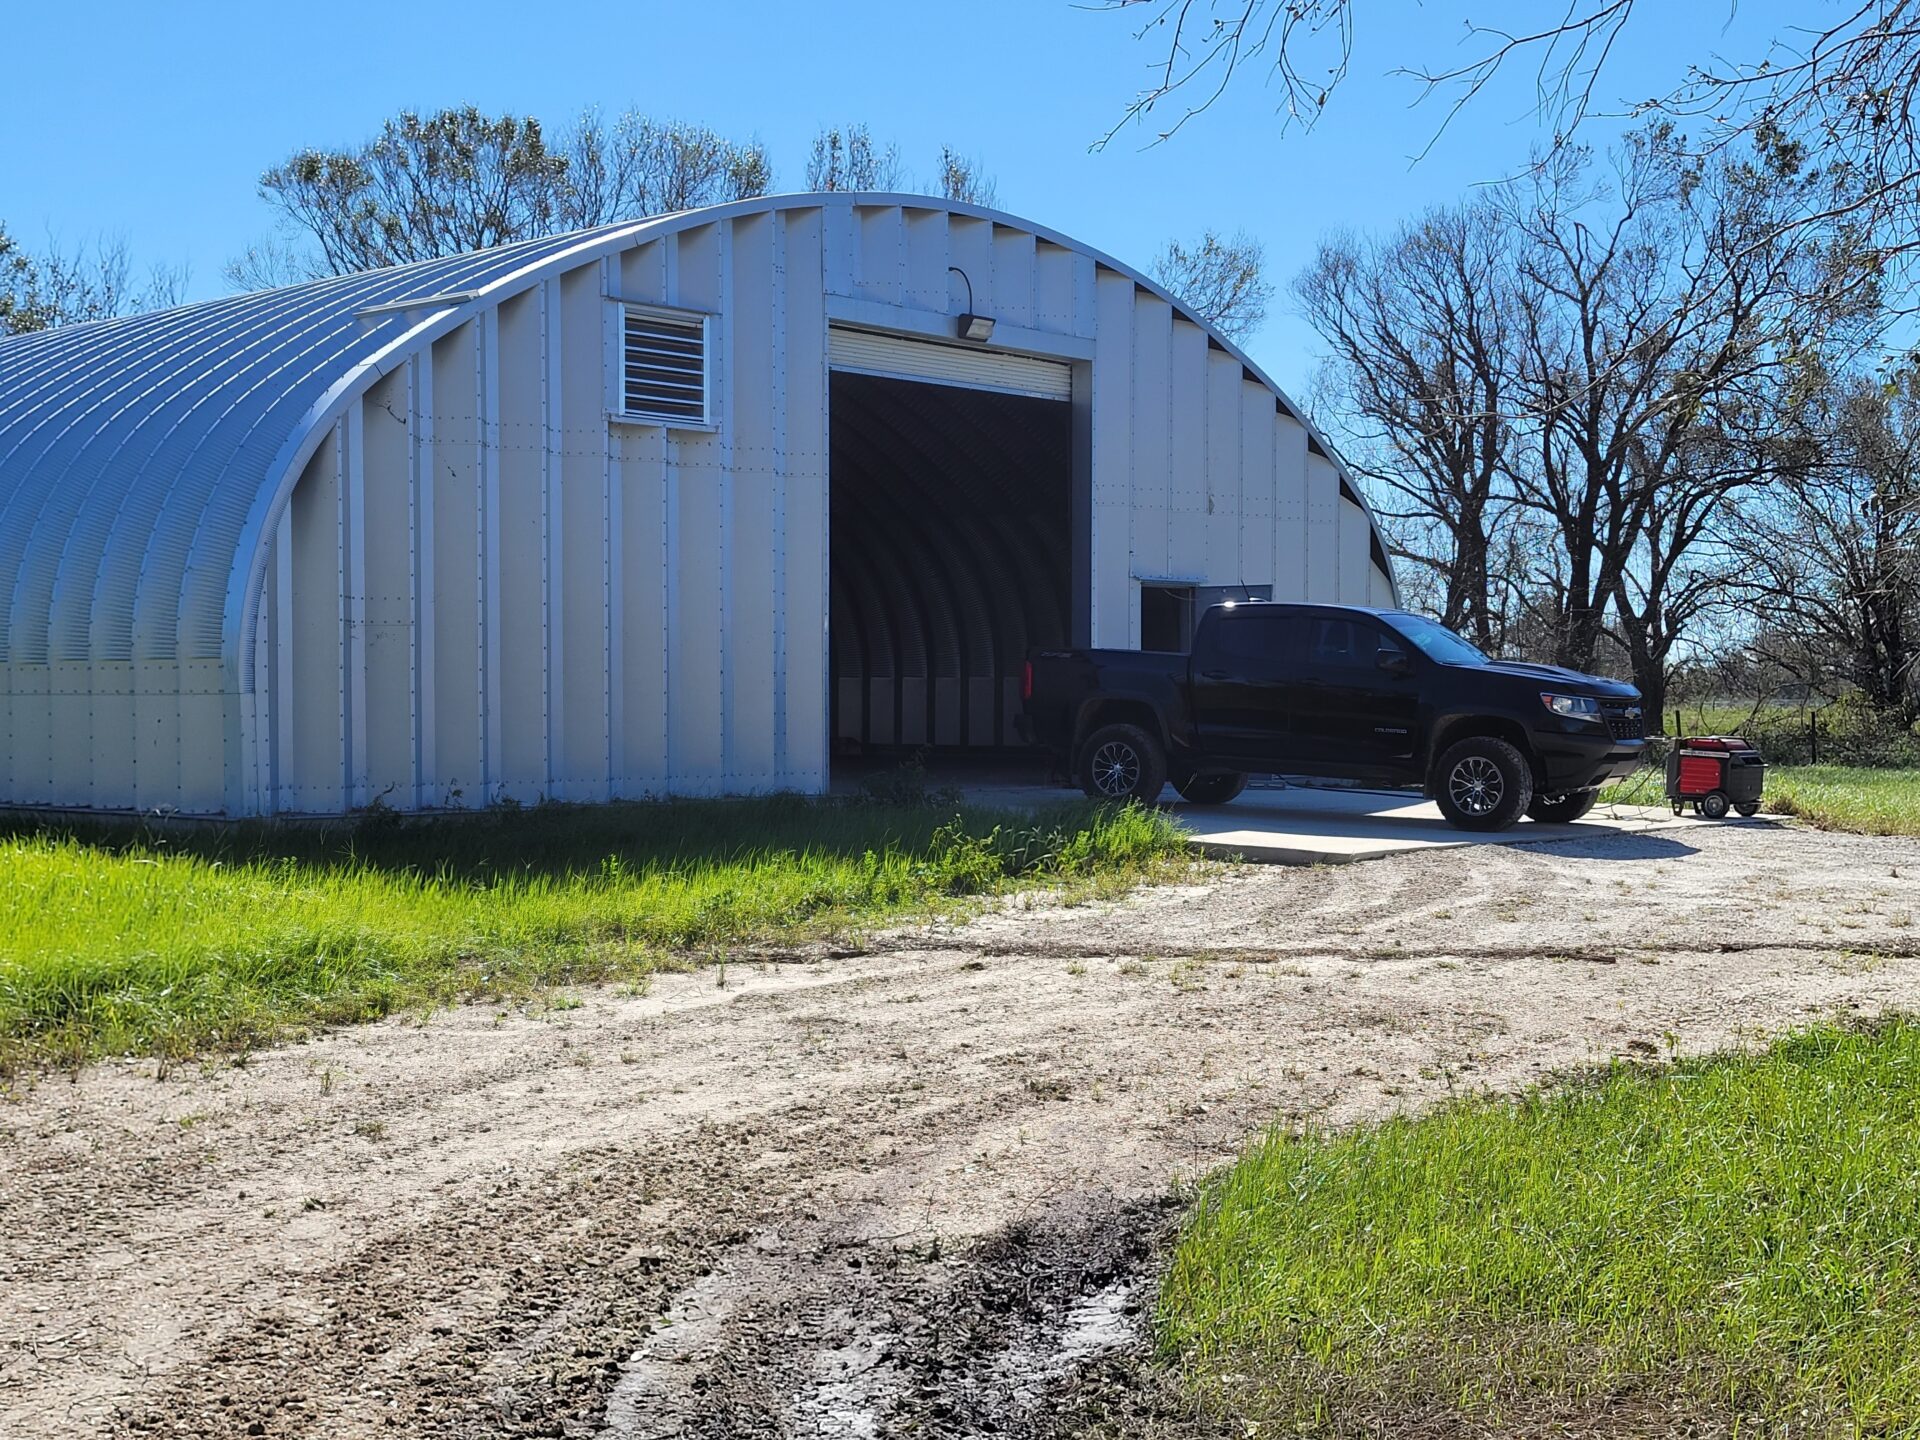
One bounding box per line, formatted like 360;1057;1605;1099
829;363;1073;767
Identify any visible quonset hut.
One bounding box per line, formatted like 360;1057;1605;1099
0;193;1397;815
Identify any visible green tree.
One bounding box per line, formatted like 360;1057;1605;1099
0;225;185;337
239;105;773;282
805;124;905;191
935;146;998;207
1151;229;1271;341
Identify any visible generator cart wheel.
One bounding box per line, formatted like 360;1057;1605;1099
1174;770;1248;806
1735;801;1761;818
1699;790;1731;820
1527;789;1598;825
1077;723;1168;805
1433;736;1534;832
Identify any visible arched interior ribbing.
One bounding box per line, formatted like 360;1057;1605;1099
828;371;1071;751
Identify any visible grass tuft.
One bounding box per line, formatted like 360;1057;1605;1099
0;795;1185;1071
1160;1020;1920;1434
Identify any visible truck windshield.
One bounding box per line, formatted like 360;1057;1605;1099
1386;614;1490;666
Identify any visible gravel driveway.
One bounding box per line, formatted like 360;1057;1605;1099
6;820;1920;1438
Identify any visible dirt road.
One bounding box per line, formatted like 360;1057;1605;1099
8;820;1920;1438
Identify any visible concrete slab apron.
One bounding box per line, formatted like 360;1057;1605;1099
1171;788;1748;865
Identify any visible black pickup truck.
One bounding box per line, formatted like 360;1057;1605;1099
1022;601;1645;830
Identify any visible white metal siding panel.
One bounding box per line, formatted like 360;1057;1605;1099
178;661;228;811
1034;241;1074;335
668;227;725;790
1239;381;1276;590
947;216;993;320
782;208;830;790
92;663;134;807
560;266;610;801
903;208;948;314
286;431;344;810
1273;414;1310;601
432;324;484;805
495;290;547;803
1306;449;1341;600
1337;497;1371;604
827;328;1072;400
1166;320;1209;581
1203;354;1242;587
479;309;504;798
10;666;47;804
726;213;779;783
991;226;1036;329
615;420;668;793
857;205;904;308
823;202;857;299
1089;268;1135;647
1129;292;1174;636
617;239;671;793
47;663;89;806
1370;561;1397;608
411;349;437;807
360;368;413;802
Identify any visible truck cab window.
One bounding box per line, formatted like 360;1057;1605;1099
1210;610;1302;662
1310;618;1378;668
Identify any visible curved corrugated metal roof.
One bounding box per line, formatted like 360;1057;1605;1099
0;223;646;670
0;193;1396;691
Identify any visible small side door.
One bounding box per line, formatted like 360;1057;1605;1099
1189;608;1308;763
1289;616;1421;773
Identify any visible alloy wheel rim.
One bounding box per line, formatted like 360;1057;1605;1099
1092;741;1141;797
1448;755;1505;816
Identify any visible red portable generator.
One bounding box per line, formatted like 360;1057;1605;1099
1666;736;1765;819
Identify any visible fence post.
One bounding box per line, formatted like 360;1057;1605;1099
1672;709;1682;739
1810;709;1819;765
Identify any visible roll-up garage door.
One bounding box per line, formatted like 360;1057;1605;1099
828;326;1073;402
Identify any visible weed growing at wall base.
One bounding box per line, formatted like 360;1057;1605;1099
0;795;1186;1071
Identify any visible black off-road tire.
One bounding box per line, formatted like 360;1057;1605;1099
1699;790;1731;820
1527;789;1599;825
1175;770;1248;806
1076;723;1168;805
1433;736;1534;832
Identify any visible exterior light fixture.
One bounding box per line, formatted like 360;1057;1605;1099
948;266;995;343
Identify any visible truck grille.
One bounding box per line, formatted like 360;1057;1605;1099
1602;703;1645;742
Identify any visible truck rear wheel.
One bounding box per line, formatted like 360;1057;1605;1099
1077;723;1167;805
1527;789;1598;824
1433;736;1533;832
1174;770;1247;806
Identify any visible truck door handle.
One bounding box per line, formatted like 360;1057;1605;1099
1199;669;1230;680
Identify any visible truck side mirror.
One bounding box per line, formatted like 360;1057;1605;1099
1376;647;1411;676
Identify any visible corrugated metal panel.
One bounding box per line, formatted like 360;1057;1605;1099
828;326;1072;400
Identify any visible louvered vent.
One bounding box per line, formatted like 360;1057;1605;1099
621;305;710;424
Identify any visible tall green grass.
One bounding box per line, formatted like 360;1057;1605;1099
0;796;1185;1070
1603;763;1920;836
1162;1022;1920;1434
1764;765;1920;836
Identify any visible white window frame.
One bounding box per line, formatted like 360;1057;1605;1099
611;300;715;431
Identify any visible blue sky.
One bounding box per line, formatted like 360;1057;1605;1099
2;0;1801;396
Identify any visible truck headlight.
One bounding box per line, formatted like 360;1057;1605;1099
1540;693;1601;718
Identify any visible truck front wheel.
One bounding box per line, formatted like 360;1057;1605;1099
1527;789;1598;824
1174;770;1248;805
1433;736;1534;832
1077;724;1168;805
